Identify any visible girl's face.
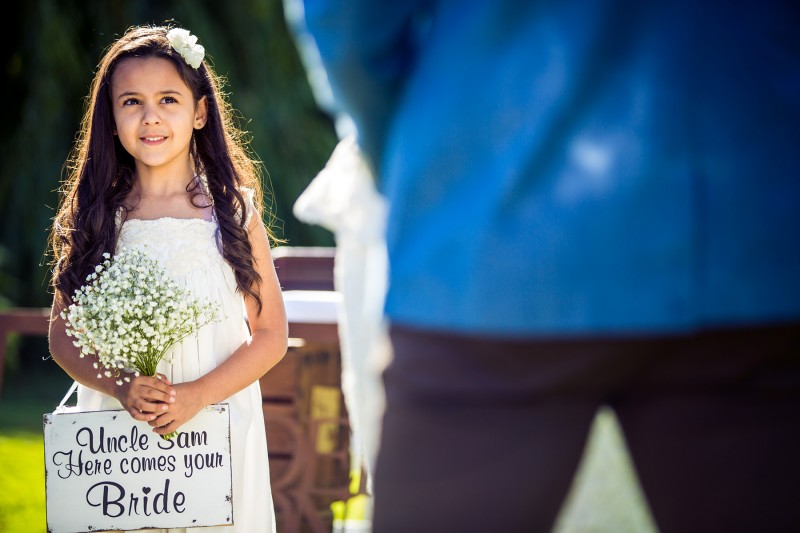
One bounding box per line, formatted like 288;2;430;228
110;56;207;178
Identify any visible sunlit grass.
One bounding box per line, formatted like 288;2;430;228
0;432;48;533
0;366;69;533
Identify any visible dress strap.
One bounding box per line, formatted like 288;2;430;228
195;174;255;225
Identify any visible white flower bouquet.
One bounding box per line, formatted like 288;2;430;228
61;246;220;386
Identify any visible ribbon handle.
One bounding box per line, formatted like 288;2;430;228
55;381;79;413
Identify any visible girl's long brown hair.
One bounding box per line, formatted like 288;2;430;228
50;25;273;313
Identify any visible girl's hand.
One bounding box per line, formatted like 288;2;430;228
114;373;176;422
148;380;206;436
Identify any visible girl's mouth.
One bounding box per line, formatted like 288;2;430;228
141;136;167;145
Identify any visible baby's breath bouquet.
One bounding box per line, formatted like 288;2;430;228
61;246;220;388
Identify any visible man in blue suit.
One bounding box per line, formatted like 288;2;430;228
285;1;800;531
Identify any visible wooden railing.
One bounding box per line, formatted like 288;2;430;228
0;307;51;396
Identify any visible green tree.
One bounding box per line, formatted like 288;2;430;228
0;0;336;369
1;0;336;308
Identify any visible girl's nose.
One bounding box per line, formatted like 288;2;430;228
141;103;161;125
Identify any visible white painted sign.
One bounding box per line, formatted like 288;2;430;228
44;404;232;533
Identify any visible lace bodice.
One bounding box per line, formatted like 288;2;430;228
117;217;225;278
114;186;255;278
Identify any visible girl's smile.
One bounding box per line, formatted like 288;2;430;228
110;56;206;179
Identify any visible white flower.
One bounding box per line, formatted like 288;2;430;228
166;28;205;69
63;246;220;385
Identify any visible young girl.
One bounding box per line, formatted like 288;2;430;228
48;25;287;532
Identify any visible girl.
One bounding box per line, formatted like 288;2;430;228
48;25;287;532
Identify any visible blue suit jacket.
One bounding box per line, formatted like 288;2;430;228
287;0;800;336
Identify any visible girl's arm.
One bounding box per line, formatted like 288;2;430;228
149;212;288;436
48;294;176;422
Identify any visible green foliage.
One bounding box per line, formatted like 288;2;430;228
0;0;336;311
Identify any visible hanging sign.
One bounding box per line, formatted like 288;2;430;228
43;403;232;533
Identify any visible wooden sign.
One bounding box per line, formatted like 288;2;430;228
43;404;232;533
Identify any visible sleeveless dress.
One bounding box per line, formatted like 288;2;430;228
75;191;276;532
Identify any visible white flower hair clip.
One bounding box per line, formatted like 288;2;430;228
166;28;205;69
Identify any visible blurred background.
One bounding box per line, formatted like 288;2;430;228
0;0;337;375
0;2;657;531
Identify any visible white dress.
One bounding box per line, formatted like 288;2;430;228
76;196;275;532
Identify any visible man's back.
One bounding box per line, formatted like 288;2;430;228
294;0;800;335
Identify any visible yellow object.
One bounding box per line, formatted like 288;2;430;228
310;385;341;453
331;494;370;522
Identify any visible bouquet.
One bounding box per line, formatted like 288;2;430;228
61;247;221;435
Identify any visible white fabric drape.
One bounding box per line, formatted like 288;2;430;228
293;136;391;487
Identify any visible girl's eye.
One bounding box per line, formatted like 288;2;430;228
122;98;141;106
161;96;178;104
